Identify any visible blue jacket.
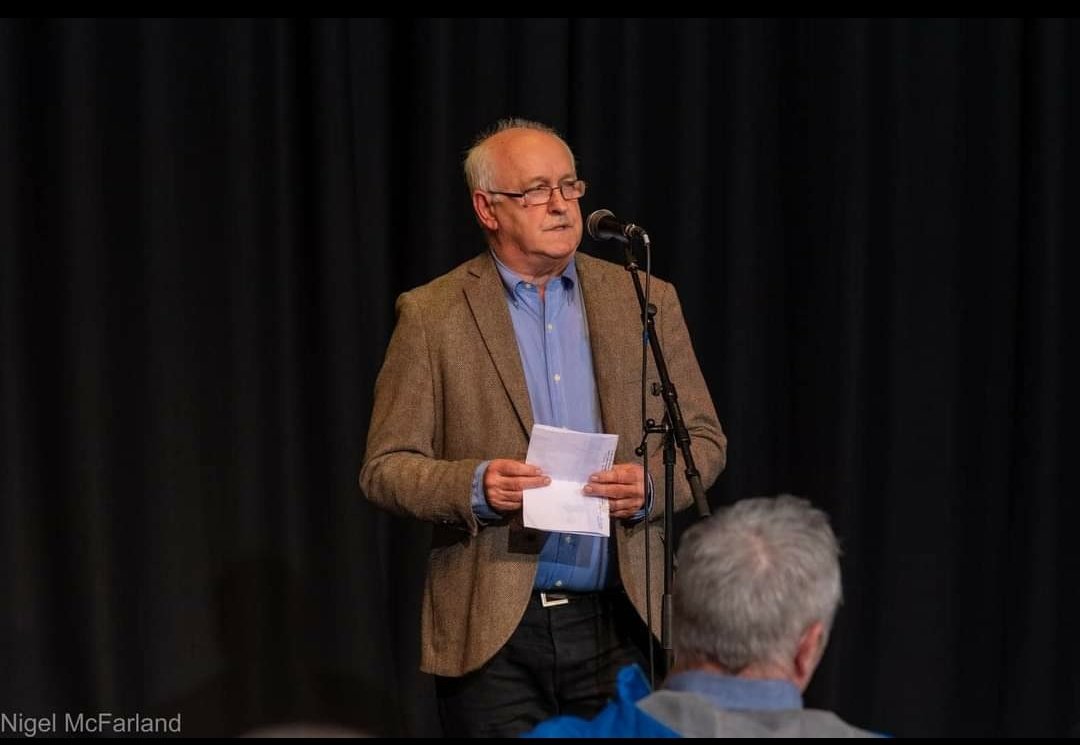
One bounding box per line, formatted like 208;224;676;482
523;665;679;738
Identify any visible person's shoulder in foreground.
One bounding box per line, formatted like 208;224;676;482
523;662;887;738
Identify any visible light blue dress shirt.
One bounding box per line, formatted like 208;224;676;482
470;253;627;592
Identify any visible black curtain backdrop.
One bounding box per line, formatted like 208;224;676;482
1;18;1076;738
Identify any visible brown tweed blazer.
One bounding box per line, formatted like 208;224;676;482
360;250;726;677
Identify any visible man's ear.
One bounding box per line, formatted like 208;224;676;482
473;191;498;231
792;620;826;691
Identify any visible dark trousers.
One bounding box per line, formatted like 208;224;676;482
435;589;660;738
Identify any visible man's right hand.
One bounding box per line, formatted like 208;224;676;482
483;459;550;514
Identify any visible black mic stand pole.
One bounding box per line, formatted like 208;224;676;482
623;234;710;673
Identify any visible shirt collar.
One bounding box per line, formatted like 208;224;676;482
663;671;804;711
490;251;577;300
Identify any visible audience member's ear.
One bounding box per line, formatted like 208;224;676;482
792;620;826;691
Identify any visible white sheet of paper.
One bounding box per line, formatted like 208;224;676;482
522;424;618;537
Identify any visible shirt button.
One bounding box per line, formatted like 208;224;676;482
524;283;533;289
564;535;573;544
555;580;563;587
547;323;554;331
553;374;561;382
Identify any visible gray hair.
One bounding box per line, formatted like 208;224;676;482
673;495;843;672
463;118;575;192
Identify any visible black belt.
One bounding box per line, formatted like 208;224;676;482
533;588;624;608
537;591;571;608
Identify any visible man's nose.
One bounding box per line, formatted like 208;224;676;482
547;188;569;212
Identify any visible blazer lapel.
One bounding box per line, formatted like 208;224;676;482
576;254;642;432
463;254;534;437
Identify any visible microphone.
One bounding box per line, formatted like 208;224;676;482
586;209;648;243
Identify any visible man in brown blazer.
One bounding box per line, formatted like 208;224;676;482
360;118;726;737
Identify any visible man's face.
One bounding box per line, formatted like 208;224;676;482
476;129;583;274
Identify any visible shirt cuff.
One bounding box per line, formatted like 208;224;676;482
471;460;501;522
625;473;654;523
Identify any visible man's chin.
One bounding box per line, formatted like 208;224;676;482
543;246;579;265
541;235;582;258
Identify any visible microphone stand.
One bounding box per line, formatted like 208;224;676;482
622;233;710;674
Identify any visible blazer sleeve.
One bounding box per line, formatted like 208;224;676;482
359;291;482;535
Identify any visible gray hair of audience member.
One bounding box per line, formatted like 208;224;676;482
463;117;576;193
673;495;843;672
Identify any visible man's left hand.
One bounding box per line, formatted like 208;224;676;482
583;463;646;519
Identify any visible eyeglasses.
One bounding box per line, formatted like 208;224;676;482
487;179;587;207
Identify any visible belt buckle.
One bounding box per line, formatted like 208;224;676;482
540;592;570;608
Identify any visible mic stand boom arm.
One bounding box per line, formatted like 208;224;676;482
622;239;711;520
621;236;710;668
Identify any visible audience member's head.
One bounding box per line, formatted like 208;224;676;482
673;494;842;691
